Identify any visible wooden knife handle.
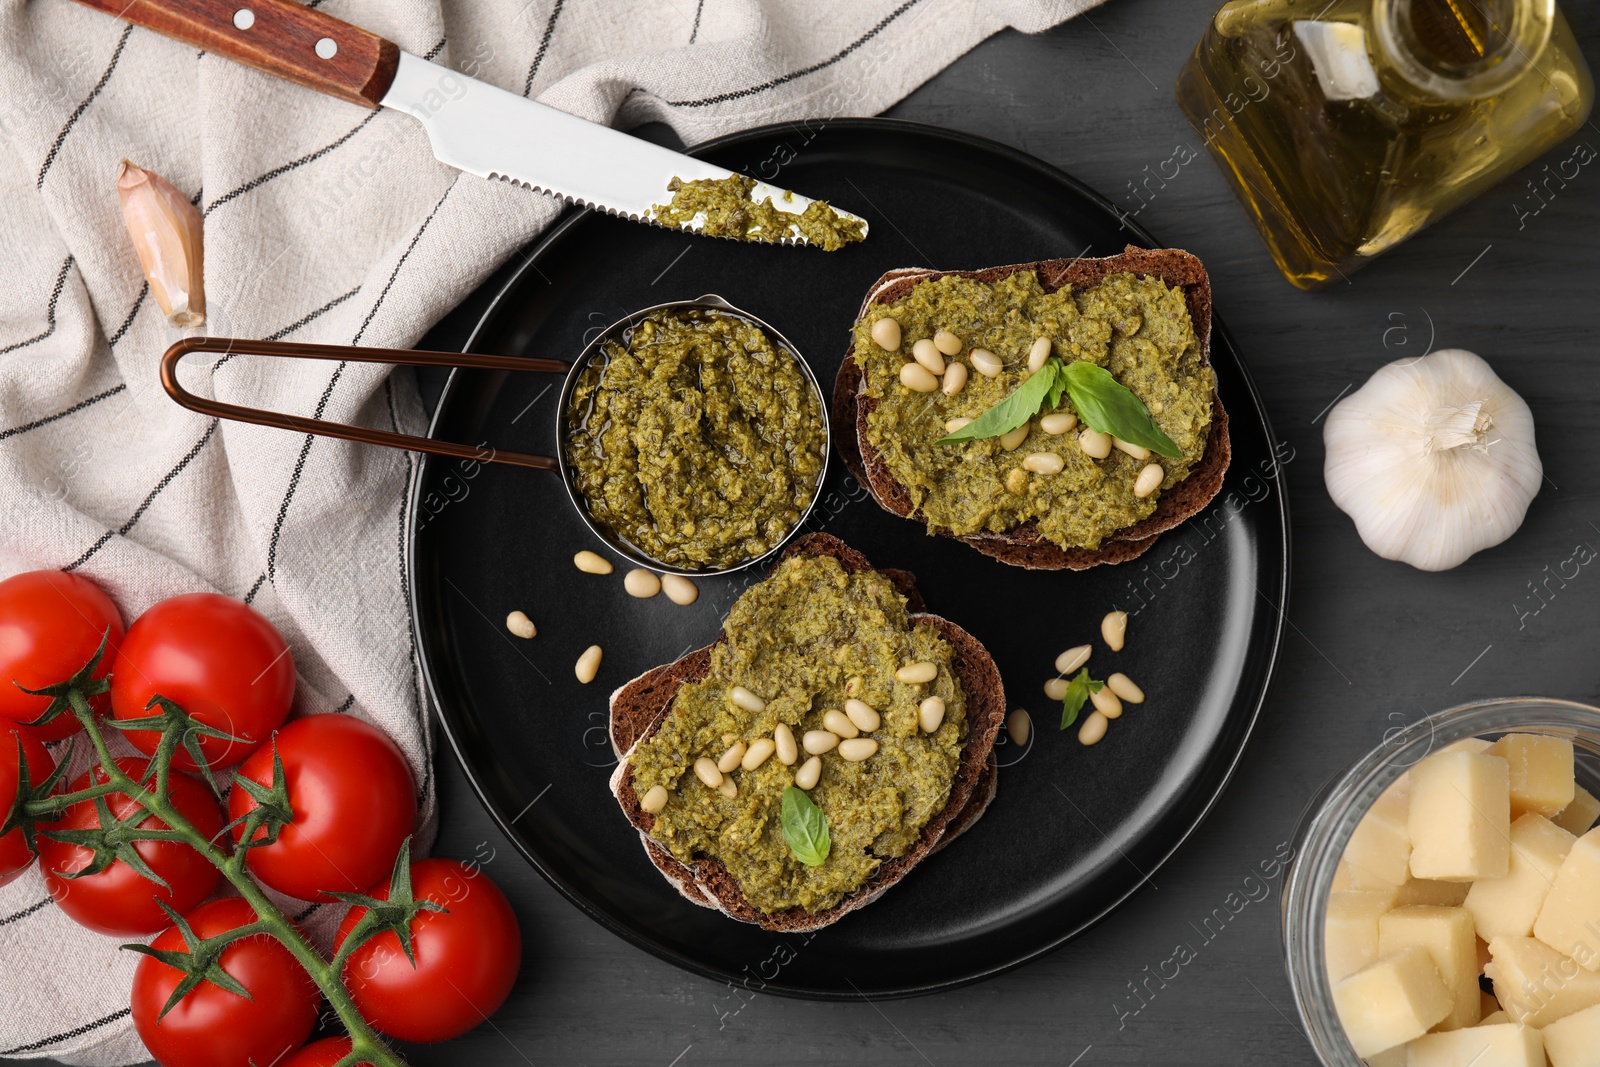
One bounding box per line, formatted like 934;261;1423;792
72;0;399;109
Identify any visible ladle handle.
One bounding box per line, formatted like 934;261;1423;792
161;337;568;471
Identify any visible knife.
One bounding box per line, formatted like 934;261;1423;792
70;0;868;247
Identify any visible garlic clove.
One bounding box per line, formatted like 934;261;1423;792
116;161;205;327
1324;348;1541;571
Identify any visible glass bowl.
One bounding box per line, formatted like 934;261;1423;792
1280;696;1600;1066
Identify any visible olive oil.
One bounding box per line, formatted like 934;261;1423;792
1177;0;1593;289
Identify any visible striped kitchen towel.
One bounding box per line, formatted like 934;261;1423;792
0;0;1103;1061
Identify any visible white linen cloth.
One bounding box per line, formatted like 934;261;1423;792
0;0;1102;1060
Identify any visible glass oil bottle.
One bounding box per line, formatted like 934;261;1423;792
1176;0;1593;289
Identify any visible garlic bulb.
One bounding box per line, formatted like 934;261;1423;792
1324;349;1540;571
116;160;205;326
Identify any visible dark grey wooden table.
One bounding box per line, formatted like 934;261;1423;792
52;0;1600;1063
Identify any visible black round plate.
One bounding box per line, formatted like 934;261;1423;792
409;118;1289;998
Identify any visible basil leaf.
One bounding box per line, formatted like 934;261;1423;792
781;786;831;867
1060;361;1181;459
937;359;1060;444
1060;668;1104;730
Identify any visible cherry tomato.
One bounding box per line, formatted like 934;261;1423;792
281;1038;373;1067
0;570;124;741
228;715;416;902
335;859;522;1042
38;757;223;936
0;725;53;888
132;896;318;1067
111;593;294;770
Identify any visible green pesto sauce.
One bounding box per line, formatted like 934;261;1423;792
852;271;1214;551
628;554;967;914
566;308;825;570
652;175;866;252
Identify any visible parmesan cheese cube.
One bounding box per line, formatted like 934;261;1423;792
1345;782;1414;887
1328;890;1399;981
1334;947;1455;1057
1402;1022;1545;1067
1541;1001;1600;1067
1533;828;1600;971
1465;815;1577;941
1553;786;1600;836
1379;906;1482;1030
1484;936;1600;1027
1487;734;1575;819
1409;751;1511;881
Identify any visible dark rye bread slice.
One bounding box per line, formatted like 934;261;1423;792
606;532;1005;931
834;246;1233;570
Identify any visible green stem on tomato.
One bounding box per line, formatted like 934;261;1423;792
30;693;411;1067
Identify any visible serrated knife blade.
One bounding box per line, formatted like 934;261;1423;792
381;53;867;246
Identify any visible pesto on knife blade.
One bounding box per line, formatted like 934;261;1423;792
652;174;866;251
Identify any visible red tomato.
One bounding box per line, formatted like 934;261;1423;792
111;593;294;770
38;758;223;936
228;715;416;902
132;896;319;1067
0;725;53;888
335;859;522;1042
281;1038;373;1067
0;570;124;741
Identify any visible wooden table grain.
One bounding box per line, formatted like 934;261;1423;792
57;1;1600;1063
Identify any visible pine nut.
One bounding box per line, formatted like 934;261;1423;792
742;737;776;771
1090;686;1123;719
573;550;612;575
623;569;661;598
1056;645;1091;674
773;723;798;766
661;574;699;605
871;316;901;352
1078;710;1109;746
823;710;859;739
900;362;939;392
1023;452;1063;474
839;738;878;761
802;730;839;755
1006;709;1032;746
844;699;881;733
505;610;536;639
934;329;963;356
717;742;747;773
1079;429;1112;459
1101;610;1128;652
1027;336;1052;372
795;756;822;790
1134;464;1164;499
1044;677;1069;701
1000;422;1030;451
1005;468;1028;494
641;785;669;814
942;362;968;396
694;757;723;788
1114;437;1151;461
716;779;737;799
728;686;766;713
912;339;946;375
945;417;973;433
918;696;946;733
1040;411;1078;435
1107;673;1145;704
575;644;603;683
970;348;1002;377
896;661;937;684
